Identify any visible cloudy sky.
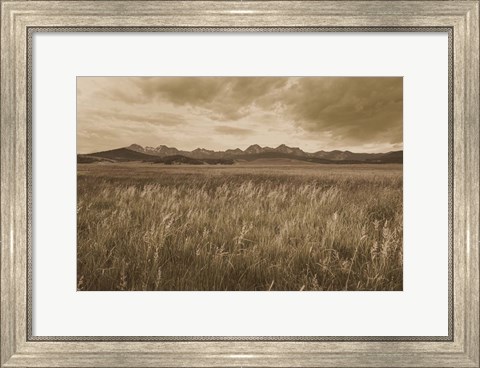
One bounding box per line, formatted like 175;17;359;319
77;77;403;154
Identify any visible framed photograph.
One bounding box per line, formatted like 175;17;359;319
1;1;478;367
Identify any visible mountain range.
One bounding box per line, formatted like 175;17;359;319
78;144;403;165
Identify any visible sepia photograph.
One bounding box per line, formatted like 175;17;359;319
77;76;403;291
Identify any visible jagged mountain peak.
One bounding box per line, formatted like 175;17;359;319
116;143;402;164
128;144;144;152
245;144;264;154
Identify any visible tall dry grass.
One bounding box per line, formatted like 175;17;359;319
77;163;402;291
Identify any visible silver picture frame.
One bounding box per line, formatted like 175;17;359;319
1;1;478;366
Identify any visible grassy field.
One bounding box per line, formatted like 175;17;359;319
77;162;403;291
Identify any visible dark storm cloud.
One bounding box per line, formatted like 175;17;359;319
129;76;402;144
133;77;224;105
77;76;402;153
284;77;403;145
131;77;288;121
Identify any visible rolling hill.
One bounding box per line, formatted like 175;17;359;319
79;148;159;162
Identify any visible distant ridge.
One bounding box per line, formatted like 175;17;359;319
78;144;403;165
125;143;402;163
82;148;158;162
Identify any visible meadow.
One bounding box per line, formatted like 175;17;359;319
77;162;403;291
